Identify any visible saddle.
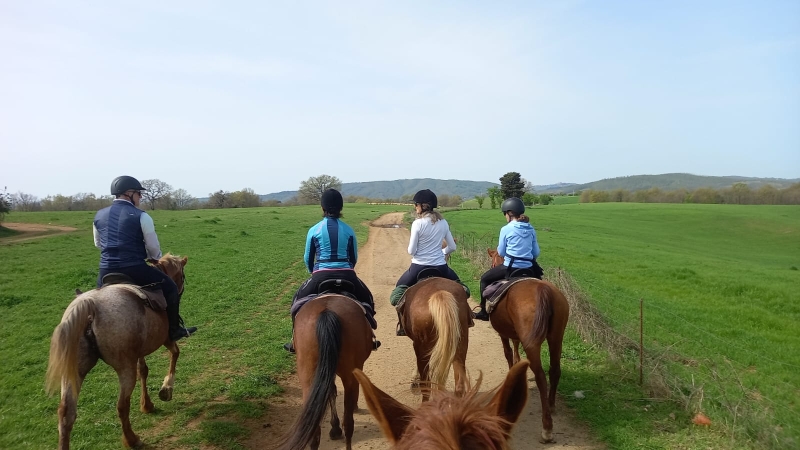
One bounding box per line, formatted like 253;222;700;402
291;279;377;329
100;273;168;311
483;278;531;314
394;277;474;328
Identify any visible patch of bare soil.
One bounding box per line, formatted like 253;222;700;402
1;222;78;244
246;212;603;449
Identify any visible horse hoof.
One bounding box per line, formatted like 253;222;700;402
329;428;343;440
159;387;173;401
123;436;143;448
410;380;421;395
141;402;155;413
540;430;555;444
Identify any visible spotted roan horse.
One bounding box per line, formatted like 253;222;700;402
45;254;189;449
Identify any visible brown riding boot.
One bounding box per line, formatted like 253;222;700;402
396;310;406;336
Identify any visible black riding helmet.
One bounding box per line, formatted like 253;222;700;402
110;176;146;196
412;189;437;209
320;188;344;212
501;197;525;216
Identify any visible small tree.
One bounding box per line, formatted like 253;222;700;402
207;190;232;209
141;179;173;210
487;187;501;209
499;172;525;199
522;192;537;206
0;186;11;224
298;175;342;205
474;195;486;209
171;189;197;210
12;192;39;211
538;194;553;205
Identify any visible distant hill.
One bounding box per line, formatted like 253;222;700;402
535;173;800;194
260;178;499;202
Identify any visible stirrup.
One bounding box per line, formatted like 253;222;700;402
373;340;381;351
283;342;295;353
396;322;406;336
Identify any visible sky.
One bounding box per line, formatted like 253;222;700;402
2;0;798;198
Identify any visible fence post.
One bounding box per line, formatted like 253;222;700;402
639;298;644;386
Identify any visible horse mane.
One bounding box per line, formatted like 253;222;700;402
397;375;513;450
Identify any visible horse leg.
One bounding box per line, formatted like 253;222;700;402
159;341;179;401
512;339;522;365
452;356;468;398
328;381;343;440
415;349;432;402
342;376;359;450
547;334;566;411
137;358;155;413
58;338;99;450
526;341;554;444
115;364;142;448
500;337;514;368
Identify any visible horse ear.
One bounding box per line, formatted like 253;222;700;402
487;360;530;431
353;368;414;443
181;256;188;266
488;248;497;257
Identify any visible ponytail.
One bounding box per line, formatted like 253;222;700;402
508;212;530;223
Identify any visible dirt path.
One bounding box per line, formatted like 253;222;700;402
0;222;78;244
247;212;601;449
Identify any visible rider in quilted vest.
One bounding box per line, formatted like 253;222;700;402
93;176;197;341
474;197;543;321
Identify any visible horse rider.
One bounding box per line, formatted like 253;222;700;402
285;188;377;352
93;175;197;341
391;189;466;335
474;197;543;321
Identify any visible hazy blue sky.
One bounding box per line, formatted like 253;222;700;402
2;1;798;198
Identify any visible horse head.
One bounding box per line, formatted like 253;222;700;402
354;360;530;449
150;254;188;294
487;248;504;268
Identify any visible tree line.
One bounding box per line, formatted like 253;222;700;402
472;172;554;209
578;182;800;205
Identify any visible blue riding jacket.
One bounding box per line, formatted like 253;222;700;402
94;201;147;269
304;217;357;273
497;220;540;268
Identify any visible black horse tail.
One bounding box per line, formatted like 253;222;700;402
528;281;554;345
276;309;342;450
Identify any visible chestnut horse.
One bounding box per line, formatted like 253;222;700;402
275;294;373;450
399;277;471;400
486;248;570;443
354;360;530;449
45;254;189;449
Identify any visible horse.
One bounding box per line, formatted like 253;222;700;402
354;360;531;449
45;254;189;449
275;294;374;450
398;276;471;400
485;248;570;443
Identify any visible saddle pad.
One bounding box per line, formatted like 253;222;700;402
484;278;530;314
395;279;474;328
112;285;168;311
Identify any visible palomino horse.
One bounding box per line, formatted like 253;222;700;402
354;360;530;449
45;254;189;449
486;248;570;443
399;277;471;400
275;294;373;450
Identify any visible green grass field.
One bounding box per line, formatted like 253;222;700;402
1;202;798;449
445;203;800;448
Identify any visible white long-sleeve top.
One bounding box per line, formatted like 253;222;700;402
408;215;456;266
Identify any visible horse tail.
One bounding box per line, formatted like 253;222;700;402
428;291;461;390
45;292;96;395
278;309;341;450
527;281;554;346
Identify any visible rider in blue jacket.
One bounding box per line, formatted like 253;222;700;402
93;176;197;341
284;189;376;352
474;197;543;321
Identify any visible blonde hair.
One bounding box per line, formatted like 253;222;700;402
417;204;443;223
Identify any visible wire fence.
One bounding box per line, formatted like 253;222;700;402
451;230;797;449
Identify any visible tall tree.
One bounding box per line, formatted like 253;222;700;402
141;179;173;210
474;195;486;209
0;186;10;224
487;186;501;209
171;189;197;210
499;172;525;199
298;175;342;205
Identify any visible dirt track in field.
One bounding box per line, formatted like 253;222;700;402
246;212;602;449
0;222;78;244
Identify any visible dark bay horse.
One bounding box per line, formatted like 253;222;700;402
275;294;373;450
486;248;570;443
45;254;189;449
354;360;530;449
399;277;471;400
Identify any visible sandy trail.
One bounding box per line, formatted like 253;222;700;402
0;222;78;244
247;212;601;449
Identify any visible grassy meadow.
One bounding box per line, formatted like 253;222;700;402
1;201;798;449
446;202;800;449
0;204;404;450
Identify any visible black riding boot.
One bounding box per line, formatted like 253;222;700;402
474;298;490;321
167;303;197;341
396;309;406;336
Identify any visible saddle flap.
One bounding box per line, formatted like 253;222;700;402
485;278;530;314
